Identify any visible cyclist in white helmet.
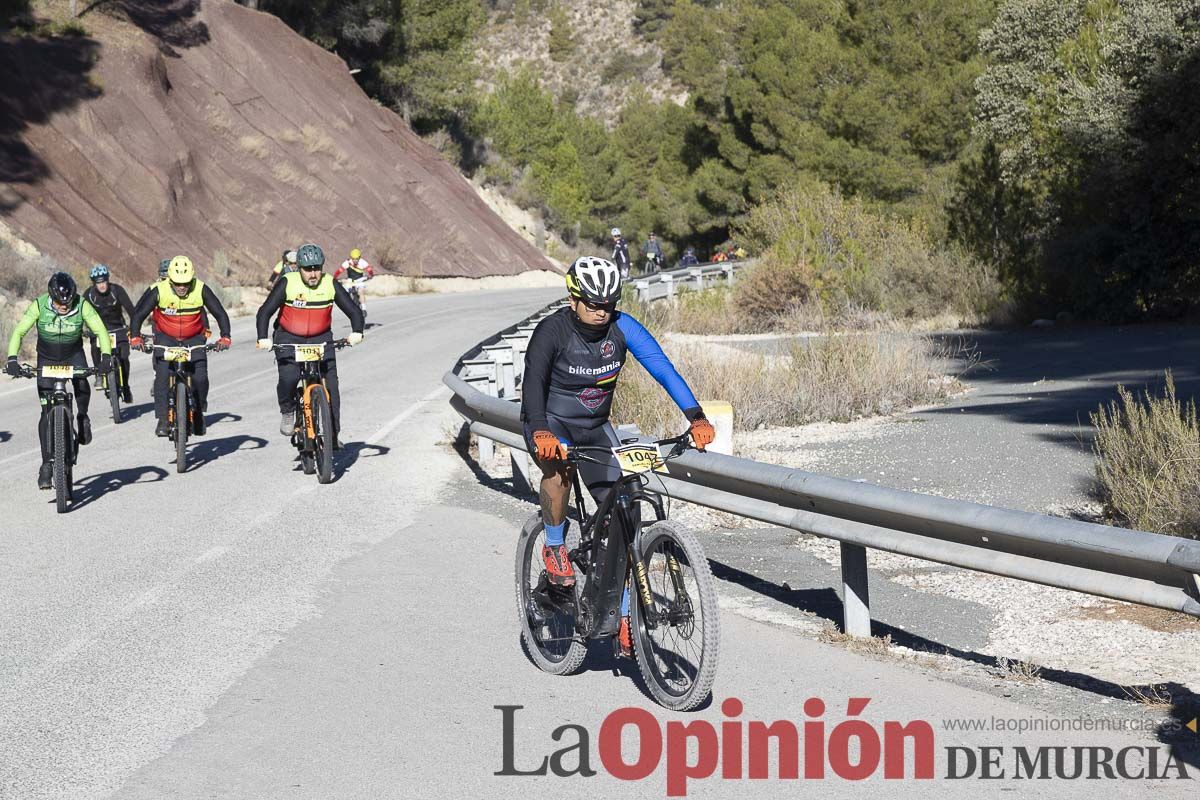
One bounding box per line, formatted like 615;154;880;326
520;256;715;657
610;228;632;281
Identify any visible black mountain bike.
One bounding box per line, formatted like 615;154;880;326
515;433;720;711
347;281;368;323
15;363;99;513
272;340;348;484
96;330;126;423
141;343;217;473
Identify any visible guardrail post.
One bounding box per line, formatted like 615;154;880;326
635;280;650;303
662;274;675;300
510;447;535;496
723;266;736;286
840;543;871;637
477;376;496;464
690;268;704;291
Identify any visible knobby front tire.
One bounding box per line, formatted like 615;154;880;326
312;387;334;484
174;379;189;474
631;519;720;711
515;512;587;676
108;365;121;424
52;405;70;514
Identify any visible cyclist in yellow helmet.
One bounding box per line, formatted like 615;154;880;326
333;247;375;318
128;256;232;437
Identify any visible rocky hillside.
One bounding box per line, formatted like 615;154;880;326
0;0;553;283
475;0;684;126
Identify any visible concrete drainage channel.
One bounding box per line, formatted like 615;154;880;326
443;302;1200;641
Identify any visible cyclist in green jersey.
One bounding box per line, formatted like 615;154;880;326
6;273;112;489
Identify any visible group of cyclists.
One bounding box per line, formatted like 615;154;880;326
4;241;715;670
609;228;746;280
5;246;370;488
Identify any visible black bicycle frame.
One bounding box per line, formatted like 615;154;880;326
563;437;685;639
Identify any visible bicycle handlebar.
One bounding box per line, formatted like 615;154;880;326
564;432;693;468
138;343;220;355
12;364;100;380
269;339;352;353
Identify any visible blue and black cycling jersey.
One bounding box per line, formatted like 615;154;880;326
520;306;703;432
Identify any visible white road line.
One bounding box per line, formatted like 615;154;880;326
194;546;228;564
367;386;449;445
0;381;33;399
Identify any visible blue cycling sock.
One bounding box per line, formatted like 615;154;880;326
544;521;566;547
621;586;630;617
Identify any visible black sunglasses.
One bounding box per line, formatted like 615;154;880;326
580;299;617;313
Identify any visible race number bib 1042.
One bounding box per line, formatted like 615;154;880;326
612;444;666;474
41;365;74;379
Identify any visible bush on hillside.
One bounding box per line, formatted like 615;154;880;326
737;182;999;324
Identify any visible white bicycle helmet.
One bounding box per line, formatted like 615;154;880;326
566;256;622;304
610;227;621;238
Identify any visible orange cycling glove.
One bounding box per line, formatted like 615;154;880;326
532;430;568;462
689;416;715;451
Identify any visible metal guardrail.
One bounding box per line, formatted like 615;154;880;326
629;258;754;303
444;301;1200;637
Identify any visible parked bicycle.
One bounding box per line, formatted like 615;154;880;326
12;362;99;513
272;339;348;484
515;432;719;711
140;343;218;473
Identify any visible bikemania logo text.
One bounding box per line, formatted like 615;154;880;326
494;699;1194;796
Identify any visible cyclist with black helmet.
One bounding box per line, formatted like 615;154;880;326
84;264;135;403
128;255;231;437
5;273;112;489
520;256;715;657
256;243;364;444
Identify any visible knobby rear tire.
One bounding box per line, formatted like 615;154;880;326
174;378;188;474
630;519;720;711
312;387;334;484
515;512;587;676
52;405;70;514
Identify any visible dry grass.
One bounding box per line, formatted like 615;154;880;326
1122;683;1174;710
1090;372;1200;539
301;124;349;166
271;162;335;202
237;134;269;159
612;327;965;436
995;655;1043;682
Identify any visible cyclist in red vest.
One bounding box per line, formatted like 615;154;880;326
256;243;364;444
128;256;231;437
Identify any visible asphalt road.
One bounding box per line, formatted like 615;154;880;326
0;294;1195;798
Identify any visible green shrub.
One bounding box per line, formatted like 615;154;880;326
737;182;999;322
1091;372;1200;539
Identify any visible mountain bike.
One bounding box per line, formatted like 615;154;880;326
644;252;662;275
273;340;348;484
346;280;369;322
141;343;217;473
515;433;720;711
14;363;99;513
97;330;126;424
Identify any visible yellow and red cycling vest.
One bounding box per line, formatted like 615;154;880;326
278;272;335;337
152;279;206;340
